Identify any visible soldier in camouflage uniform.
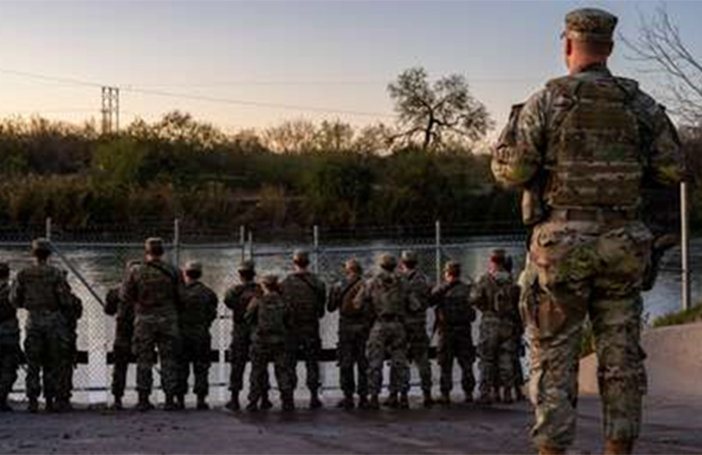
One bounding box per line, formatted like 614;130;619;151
492;8;682;454
177;262;218;410
327;259;371;410
399;250;434;408
223;260;270;411
0;263;20;412
105;283;135;410
355;253;410;410
431;261;476;405
505;255;527;402
121;237;183;412
471;250;520;405
245;275;295;412
281;250;326;409
10;238;73;413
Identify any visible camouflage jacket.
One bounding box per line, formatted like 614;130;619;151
470;271;520;325
402;269;431;324
327;275;371;327
180;280;218;339
492;64;682;230
246;291;291;345
281;271;326;333
431;279;475;329
11;263;71;313
223;281;262;326
105;286;135;324
120;259;183;316
355;270;409;321
0;279;19;340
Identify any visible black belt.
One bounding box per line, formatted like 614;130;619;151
379;314;401;322
550;208;638;223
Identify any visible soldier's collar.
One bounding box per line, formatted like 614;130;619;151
573;62;611;76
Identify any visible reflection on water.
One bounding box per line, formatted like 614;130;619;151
0;236;699;402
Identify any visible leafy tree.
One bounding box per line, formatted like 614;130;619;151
388;67;493;150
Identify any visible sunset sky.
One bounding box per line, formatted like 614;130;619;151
1;0;701;134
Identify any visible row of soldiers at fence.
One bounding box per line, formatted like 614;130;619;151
0;237;523;413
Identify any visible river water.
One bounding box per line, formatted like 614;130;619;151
1;236;699;403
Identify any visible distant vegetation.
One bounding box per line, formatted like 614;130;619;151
652;304;702;328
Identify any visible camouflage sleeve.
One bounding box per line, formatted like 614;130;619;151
491;89;551;188
119;266;138;307
353;279;372;312
207;288;218;324
54;269;73;310
327;282;341;313
244;297;259;326
469;276;489;311
223;286;240;311
9;273;25;308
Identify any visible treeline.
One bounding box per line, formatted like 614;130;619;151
0;112;521;231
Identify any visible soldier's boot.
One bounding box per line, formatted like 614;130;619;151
383;393;399;409
537;445;566;455
309;390;322;410
137;392;154;412
501;387;514;405
337;395;354;410
112;395;124;411
196;394;209;411
358;395;370;410
28;397;39;413
225;392;240;411
437;392;451;406
164;395;178;411
260;392;273;411
422;390;434;408
604;439;634;455
0;394;12;412
514;385;526;402
476;390;493;405
45;397;56;413
281;392;295;412
464;391;474;404
399;392;409;410
246;400;259;412
55;399;73;413
368;394;380;410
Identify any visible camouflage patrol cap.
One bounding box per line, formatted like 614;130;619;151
564;8;618;43
185;261;202;273
400;250;418;264
444;260;461;276
31;238;52;254
292;249;310;265
378;253;397;270
238;259;256;273
261;274;278;287
144;237;164;255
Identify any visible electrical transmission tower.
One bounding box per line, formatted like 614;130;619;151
101;86;119;134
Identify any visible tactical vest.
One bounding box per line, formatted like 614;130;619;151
283;273;324;329
132;262;179;313
229;282;261;325
16;265;66;312
438;282;475;327
544;75;643;211
254;294;288;342
372;273;406;319
482;275;517;319
339;278;365;318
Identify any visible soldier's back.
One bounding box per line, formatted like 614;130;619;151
127;260;180;315
15;264;65;312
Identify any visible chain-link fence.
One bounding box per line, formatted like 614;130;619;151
0;219;695;405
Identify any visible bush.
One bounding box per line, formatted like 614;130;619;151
652;304;702;328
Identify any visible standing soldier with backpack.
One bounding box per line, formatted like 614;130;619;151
121;237;183;412
224;260;270;411
177;262;218;410
281;250;326;410
431;261;476;405
327;259;371;410
10;238;73;413
355;253;410;410
0;262;20;412
105;282;134;411
246;275;295;412
472;249;520;404
399;250;434;408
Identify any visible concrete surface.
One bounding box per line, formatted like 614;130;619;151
0;395;701;454
579;322;702;398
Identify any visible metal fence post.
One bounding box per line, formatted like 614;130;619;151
45;217;52;241
248;231;254;261
681;182;691;311
173;218;181;268
435;220;442;285
313;225;320;274
239;225;246;263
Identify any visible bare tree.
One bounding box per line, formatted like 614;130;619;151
622;5;702;124
388;67;492;151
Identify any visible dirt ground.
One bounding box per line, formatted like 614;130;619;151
0;395;700;454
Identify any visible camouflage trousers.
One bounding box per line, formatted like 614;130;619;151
525;221;651;450
477;317;517;395
0;331;20;398
367;320;409;396
405;320;432;393
178;334;212;397
249;341;292;403
111;319;134;398
24;311;72;400
229;324;269;394
133;313;180;396
337;322;370;398
437;325;475;396
288;332;321;393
